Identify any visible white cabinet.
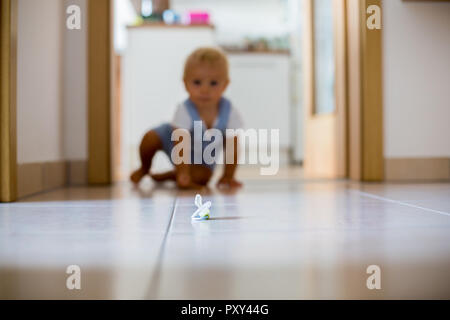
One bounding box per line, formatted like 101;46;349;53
225;53;291;162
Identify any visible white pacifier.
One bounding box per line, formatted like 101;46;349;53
191;194;211;221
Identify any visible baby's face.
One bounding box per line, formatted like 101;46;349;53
184;63;229;108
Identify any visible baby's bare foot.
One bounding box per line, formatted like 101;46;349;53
150;170;176;183
130;168;147;185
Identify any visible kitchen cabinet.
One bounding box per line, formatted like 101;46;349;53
226;52;291;163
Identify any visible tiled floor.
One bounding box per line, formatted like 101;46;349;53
0;167;449;299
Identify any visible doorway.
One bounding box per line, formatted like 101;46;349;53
110;0;307;183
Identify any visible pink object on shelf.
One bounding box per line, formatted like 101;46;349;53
185;11;210;25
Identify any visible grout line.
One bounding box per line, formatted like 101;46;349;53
352;190;450;217
165;198;178;235
145;197;178;299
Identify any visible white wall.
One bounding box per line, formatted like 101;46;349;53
63;0;87;161
17;0;64;164
17;0;88;164
383;0;450;158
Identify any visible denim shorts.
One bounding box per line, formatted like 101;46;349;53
153;123;215;171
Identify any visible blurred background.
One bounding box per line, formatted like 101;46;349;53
6;0;450;195
114;0;305;179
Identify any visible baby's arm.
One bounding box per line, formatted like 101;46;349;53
217;135;242;189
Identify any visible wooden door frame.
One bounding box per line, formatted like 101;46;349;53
347;0;384;181
87;0;112;184
0;0;18;202
87;0;384;183
304;0;383;181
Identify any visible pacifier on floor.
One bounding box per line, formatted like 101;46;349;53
191;194;211;221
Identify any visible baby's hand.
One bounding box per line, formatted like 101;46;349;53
216;176;243;189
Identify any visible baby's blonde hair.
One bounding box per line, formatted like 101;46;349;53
183;47;229;80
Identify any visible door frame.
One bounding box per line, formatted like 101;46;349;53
0;0;18;202
87;0;113;184
86;0;384;183
304;0;383;181
347;0;384;181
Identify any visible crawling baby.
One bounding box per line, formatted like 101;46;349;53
130;47;244;190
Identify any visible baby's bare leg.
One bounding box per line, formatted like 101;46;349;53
130;130;163;185
151;170;176;182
